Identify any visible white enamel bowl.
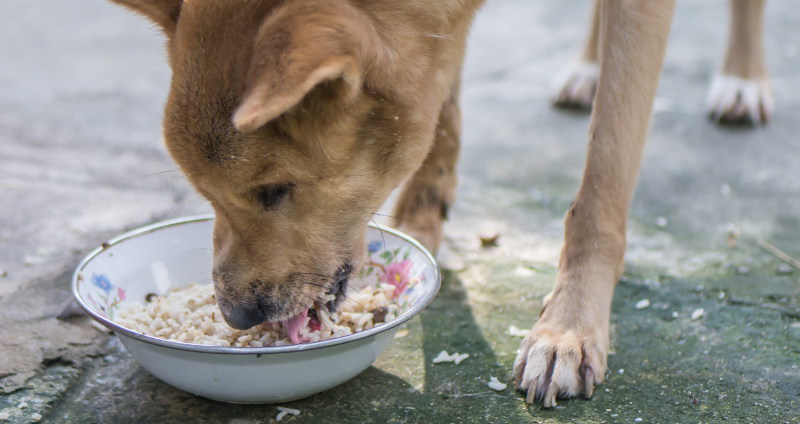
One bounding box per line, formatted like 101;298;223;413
72;215;440;403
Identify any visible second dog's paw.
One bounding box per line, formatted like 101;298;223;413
552;61;599;109
706;74;773;125
513;322;607;407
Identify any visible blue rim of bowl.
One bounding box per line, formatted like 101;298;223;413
71;214;441;355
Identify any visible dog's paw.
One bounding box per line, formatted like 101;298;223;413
706;74;773;125
552;61;599;109
513;313;607;407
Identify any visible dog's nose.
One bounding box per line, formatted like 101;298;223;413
220;304;265;330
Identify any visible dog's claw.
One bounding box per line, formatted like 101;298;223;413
543;381;559;408
583;367;594;399
525;377;539;403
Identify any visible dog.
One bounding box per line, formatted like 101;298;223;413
110;0;689;408
555;0;772;125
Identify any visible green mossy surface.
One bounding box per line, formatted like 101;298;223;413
22;261;797;424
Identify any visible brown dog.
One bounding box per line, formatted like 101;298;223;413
110;0;675;407
555;0;772;125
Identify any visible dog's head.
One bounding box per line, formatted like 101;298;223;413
114;0;452;335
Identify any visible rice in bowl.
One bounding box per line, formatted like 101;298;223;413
113;280;416;347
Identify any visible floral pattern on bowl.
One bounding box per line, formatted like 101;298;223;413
79;230;426;328
84;273;127;321
357;240;426;312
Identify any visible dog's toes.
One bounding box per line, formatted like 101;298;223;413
552;61;599;109
706;74;773;125
514;325;607;407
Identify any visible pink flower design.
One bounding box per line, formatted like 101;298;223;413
117;287;126;302
380;259;413;297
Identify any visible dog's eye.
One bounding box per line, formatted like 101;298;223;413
256;184;293;209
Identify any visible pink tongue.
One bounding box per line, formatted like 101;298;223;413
283;309;309;345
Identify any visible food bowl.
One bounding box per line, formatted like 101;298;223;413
71;215;440;403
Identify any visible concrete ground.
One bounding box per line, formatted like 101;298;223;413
1;0;799;423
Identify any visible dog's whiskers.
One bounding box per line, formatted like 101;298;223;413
188;270;211;279
129;169;182;183
370;218;388;258
180;247;213;257
295;275;369;312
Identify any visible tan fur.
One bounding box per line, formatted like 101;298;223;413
722;0;769;81
111;0;678;408
514;0;675;406
555;0;772;125
109;0;482;328
390;86;462;253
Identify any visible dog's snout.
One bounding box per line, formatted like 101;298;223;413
213;272;281;329
220;303;264;330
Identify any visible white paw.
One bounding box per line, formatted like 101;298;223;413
552;61;599;109
706;74;773;125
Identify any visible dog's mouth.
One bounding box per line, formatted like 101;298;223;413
277;262;352;344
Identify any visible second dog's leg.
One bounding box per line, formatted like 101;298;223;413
391;92;460;254
552;0;601;109
707;0;773;125
514;0;675;407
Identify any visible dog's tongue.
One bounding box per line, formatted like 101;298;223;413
283;309;308;345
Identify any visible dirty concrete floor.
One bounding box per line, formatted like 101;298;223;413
1;0;799;423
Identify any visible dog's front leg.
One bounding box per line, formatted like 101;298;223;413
390;91;461;254
707;0;772;124
514;0;675;407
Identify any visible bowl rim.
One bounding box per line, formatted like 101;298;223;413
71;214;441;355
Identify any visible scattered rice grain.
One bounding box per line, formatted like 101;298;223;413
432;351;455;363
453;353;469;364
487;376;507;391
507;325;528;337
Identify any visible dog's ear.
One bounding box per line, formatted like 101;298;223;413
232;2;371;133
108;0;183;35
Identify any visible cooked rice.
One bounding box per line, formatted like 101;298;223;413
114;282;406;347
